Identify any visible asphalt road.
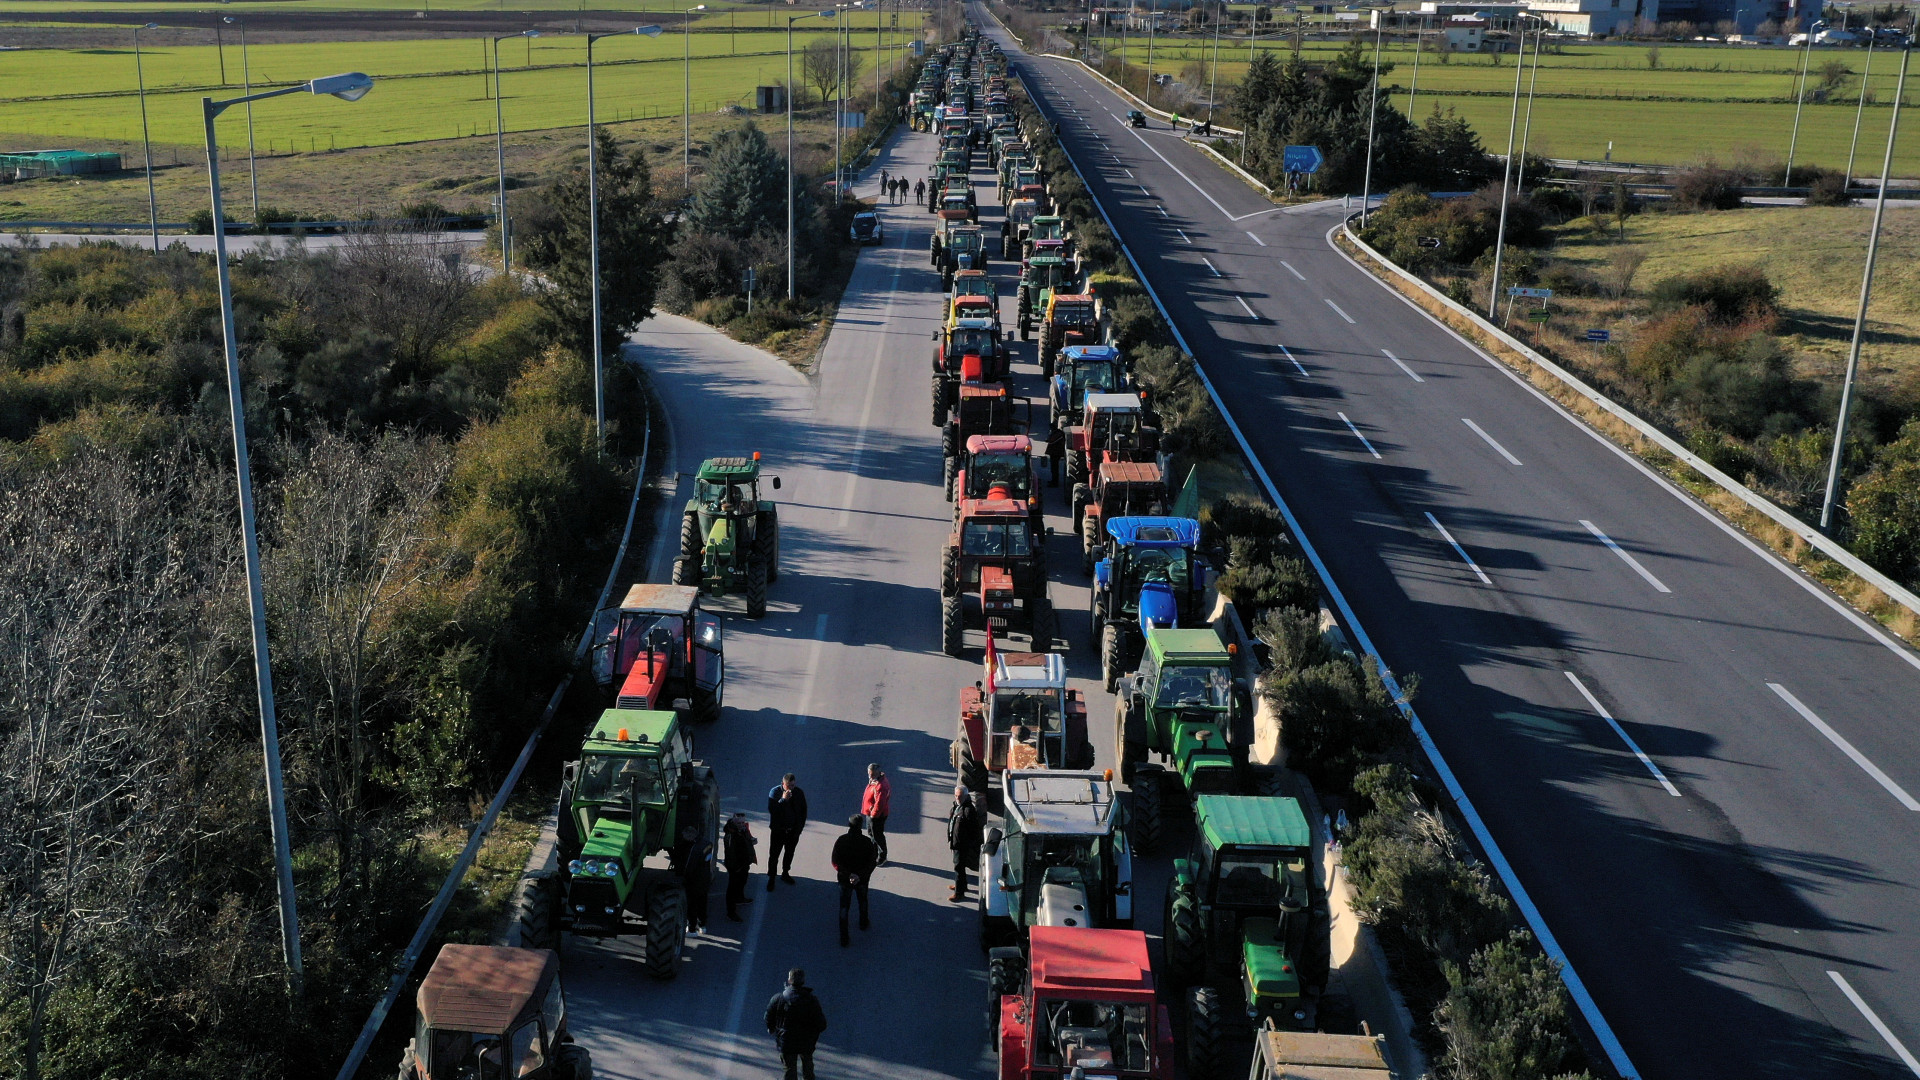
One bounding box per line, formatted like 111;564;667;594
978;13;1920;1080
561;126;1147;1080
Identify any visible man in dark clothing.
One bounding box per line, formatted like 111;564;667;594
767;773;808;891
946;785;985;901
764;968;828;1080
676;825;713;934
830;814;878;946
722;812;757;921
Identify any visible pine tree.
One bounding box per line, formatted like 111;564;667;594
524;128;668;359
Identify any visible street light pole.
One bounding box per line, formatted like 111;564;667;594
789;10;835;299
588;26;664;453
201;70;375;991
1785;26;1816;186
493;31;539;276
684;5;707;187
1846;34;1877;189
1360;25;1381;227
1514;18;1543;195
1207;0;1222;127
1486;20;1528;319
1408;14;1424;116
1820;43;1910;533
134;22;160;253
223;17;260;222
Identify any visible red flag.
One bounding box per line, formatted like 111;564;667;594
984;620;998;694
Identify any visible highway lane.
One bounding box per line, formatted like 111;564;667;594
980;13;1920;1080
562;121;1132;1080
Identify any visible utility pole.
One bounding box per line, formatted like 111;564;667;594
1846;34;1877;189
1408;14;1424;116
1486;21;1528;319
1514;18;1543;195
1360;26;1381;227
1785;26;1816;186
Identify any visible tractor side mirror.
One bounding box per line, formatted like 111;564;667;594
770;476;782;490
984;826;1004;855
1114;881;1130;895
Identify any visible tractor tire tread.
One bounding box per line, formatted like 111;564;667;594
645;883;686;980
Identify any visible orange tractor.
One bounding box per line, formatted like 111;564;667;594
1073;461;1170;575
1064;392;1161;490
941;494;1054;657
951;433;1044;532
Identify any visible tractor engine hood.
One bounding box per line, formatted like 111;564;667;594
1173;716;1234;790
579;816;636;863
1240;916;1305;1013
705;517;736;553
1138;582;1178;628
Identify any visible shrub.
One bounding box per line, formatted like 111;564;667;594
1216;540;1317;625
1647;263;1777;324
1254;605;1335;674
1535;261;1599;298
1848;422;1920;584
1805;170;1854;206
1263;653;1409;792
1435;932;1593;1080
1668;331;1801;439
1671;163;1745;210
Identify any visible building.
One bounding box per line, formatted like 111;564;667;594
1527;0;1658;35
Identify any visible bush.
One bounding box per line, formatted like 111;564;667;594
1805;170;1854;207
1216;540;1317;626
1647;263;1777;324
1263;654;1409;793
1671;164;1745;210
1848;422;1920;584
1535;261;1599;298
1435;932;1593;1080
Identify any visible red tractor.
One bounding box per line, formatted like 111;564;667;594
932;319;1010;427
1038;293;1100;378
952;433;1044;530
942;381;1028;495
952;649;1091;793
989;927;1176;1080
1064;393;1161;490
941;496;1053;657
589;583;726;722
1073;461;1170;575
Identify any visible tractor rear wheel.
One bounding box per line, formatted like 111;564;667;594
932;375;948;427
1029;598;1055;653
645;883;686;980
987;948;1026;1030
695;686;722;724
954;738;989;793
1186;986;1225;1080
1066;449;1087;488
671;556;695;587
1131;765;1164;855
745;558;768;620
1081;508;1101;576
941;595;966;657
756;511;780;584
941;545;960;597
1041;343;1054;378
679;510;701;561
1070;483;1090;534
943;454;958;501
1165;881;1205;984
515;870;559;950
941;424;957;462
553;1043;593;1080
1114;698;1146;784
1101;623;1124;693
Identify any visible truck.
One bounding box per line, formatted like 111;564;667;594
953;653;1092;794
988;926;1176;1080
979;769;1131;945
589;583;725;723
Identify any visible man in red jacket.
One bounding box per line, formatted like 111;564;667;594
860;763;891;866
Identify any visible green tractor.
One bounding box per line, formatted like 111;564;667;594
1115;627;1252;852
1015;255;1074;341
673;454;781;619
557;708;719;979
1164;795;1332;1080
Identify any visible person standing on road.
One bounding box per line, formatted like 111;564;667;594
722;812;757;921
881;169;891;200
862;764;892;866
764;968;828;1080
915;178;926;205
947;785;985;902
831;814;878;946
767;773;808;891
677;825;713;935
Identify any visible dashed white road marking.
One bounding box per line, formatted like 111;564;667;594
1246;231;1267;246
1280;260;1306;281
1770;684;1920;811
1425;511;1492;585
1338;412;1381;459
1382;348;1424;383
1235;295;1260;321
1565;672;1683;797
1202;257;1221;277
1278;344;1308;376
1828;971;1920;1076
1580;519;1672;594
1463;418;1521;465
1324;298;1355;324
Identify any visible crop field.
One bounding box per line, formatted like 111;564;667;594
0;38;903;150
0;0;919;13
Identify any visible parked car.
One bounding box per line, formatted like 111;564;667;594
850;212;884;245
1126;109;1146;128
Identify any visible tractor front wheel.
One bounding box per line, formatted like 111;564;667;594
745;558;768;620
941;595;966;657
1131;765;1164;855
678;510;701;561
943;454;958;501
1186;986;1225;1080
1101;623;1125;693
671;557;695;587
932;375;948;427
645;883;686;980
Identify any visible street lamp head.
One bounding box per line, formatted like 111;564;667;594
222;15;237;23
140;22;160;29
308;72;375;101
523;30;541;37
636;24;665;35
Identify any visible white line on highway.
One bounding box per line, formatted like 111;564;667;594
1235;295;1260;321
1324;298;1355;324
1124;168;1134;177
1828;971;1920;1076
790;612;831;726
1338;412;1381;459
710;897;768;1080
1580;520;1672;593
838;228;908;525
1770;684;1920;811
1382;348;1424;383
1425;511;1492;585
1280;260;1306;281
1175;228;1191;243
1156;205;1169;217
1278;344;1308;376
1245;231;1267;246
1565;673;1682;796
1463;418;1521;465
1202;257;1222;277
1140;185;1152;197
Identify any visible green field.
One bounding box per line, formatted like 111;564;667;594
0;39;904;150
0;0;913;12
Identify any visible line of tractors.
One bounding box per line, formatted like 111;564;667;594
395;27;1384;1080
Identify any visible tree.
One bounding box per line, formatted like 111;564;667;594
1436;932;1592;1080
522;128;668;359
803;38;840;106
685;121;789;242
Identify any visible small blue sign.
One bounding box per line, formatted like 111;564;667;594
1283;145;1324;174
1507;286;1553;299
1586;328;1611;343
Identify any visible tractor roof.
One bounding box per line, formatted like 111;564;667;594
991;650;1066;691
1105;516;1200;548
1256;1029;1392;1079
585;708;678;752
697;456;760;480
953;317;997;331
418;944;555;1036
958;383;1008;399
1062;345;1120;363
1051;293;1094;304
1028;927;1156;1002
1006;769;1119;836
1033;214;1063;224
959;497;1029;519
1099;460;1164;486
1196;794;1312;852
1146;627;1231;665
1085;392;1143;413
1027;255;1067;265
966;433;1031;454
618;583;699;616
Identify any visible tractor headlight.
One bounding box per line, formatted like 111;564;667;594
568;859;585;875
600;860;623;879
580;859;601;877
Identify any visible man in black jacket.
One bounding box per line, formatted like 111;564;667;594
764;968;828;1080
766;773;808;891
722;812;757;921
946;785;985;902
830;814;879;946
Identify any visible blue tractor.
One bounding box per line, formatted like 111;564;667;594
1089;517;1209;692
1048;344;1128;434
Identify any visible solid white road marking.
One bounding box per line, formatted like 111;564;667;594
1463;418;1523;465
1281;260;1306;281
1176;228;1191;243
1202;257;1221;277
1246;230;1267;246
1382;348;1424;383
1770;684;1920;811
1580;519;1672;594
1278;344;1308;376
1829;971;1920;1076
710;892;768;1080
1426;511;1492;585
1235;295;1260;321
1338;412;1381;459
1324;298;1355;324
791;613;830;726
1565;673;1683;797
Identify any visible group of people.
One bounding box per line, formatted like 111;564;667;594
876;169;926;206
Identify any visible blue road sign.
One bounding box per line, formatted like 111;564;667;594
1283;145;1324;174
1586;328;1612;343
